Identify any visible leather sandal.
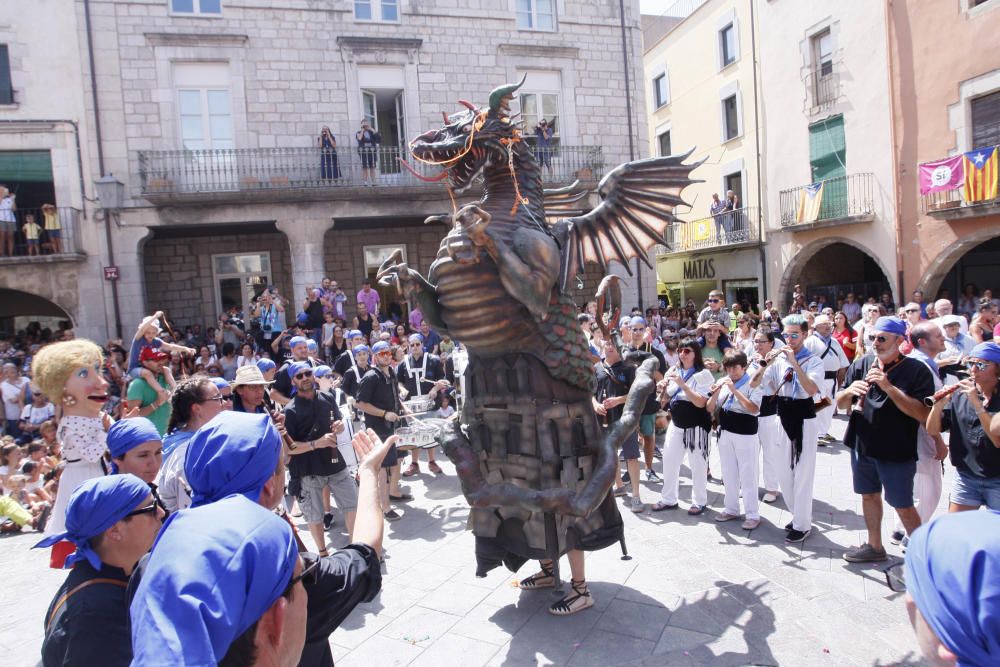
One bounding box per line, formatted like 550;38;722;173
428;461;443;474
402;463;420;477
516;563;555;590
548;580;594;616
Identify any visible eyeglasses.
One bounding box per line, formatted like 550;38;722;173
753;339;769;345
294;371;313;379
200;395;229;404
966;360;991;371
125;502;160;519
905;309;919;314
283;556;321;598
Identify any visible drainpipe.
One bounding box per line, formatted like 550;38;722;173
749;0;767;305
619;0;643;309
84;0;122;338
884;0;905;304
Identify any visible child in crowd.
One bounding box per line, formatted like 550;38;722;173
41;203;61;253
0;473;51;533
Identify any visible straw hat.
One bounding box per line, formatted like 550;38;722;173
232;365;274;386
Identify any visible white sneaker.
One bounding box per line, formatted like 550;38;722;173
761;491;779;504
630;497;644;513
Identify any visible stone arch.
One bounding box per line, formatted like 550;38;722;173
776;236;896;308
0;264;81;330
916;227;1000;300
0;287;75;331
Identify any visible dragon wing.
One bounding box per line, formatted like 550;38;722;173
551;151;701;292
543;180;590;225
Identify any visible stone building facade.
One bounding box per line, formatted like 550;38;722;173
68;0;653;341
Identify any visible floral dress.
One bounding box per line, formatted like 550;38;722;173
46;415;107;536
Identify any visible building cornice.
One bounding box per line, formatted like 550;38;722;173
144;33;249;48
497;43;580;59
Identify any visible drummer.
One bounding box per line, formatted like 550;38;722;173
340;344;371;400
332;330;366;382
399;334;448;478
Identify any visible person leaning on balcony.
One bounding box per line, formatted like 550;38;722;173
41;204;61;254
318;126;342;180
0;185;16;257
356;120;381;186
709;193;726;241
724;190;739;238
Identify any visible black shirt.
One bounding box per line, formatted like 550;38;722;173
42;560;132;667
273;356;317;400
305;297;324;329
356;313;374;339
595;360;635;425
398;353;445;397
357;366;400;440
333;349;356;377
297;544;383;667
630;344;667;416
341;363;371;399
843;355;935;462
941;390;1000;479
284;390;346;478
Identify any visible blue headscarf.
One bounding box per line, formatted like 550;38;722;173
256;358;276;373
184;411;281;508
287;360;311;379
106;417;161;473
34;474;151;570
313;364;333;378
130;495;298;665
969;341;1000;365
289;335;308;349
210;377;230;390
873;316;907;337
906;510;1000;667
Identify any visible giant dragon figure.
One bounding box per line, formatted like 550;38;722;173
378;77;696;578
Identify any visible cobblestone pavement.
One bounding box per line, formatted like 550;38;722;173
1;414;934;666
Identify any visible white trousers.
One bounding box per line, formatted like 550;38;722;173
719;431;760;520
776;416;819;531
895;455;942;530
757;414;782;492
814;378;836;436
660;421;708;507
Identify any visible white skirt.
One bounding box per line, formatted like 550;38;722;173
46;460;106;536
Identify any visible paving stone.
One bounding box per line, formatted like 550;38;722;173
409;631;502;667
417;580;491;616
595;598;673;642
337;635;425;667
567;628;657;666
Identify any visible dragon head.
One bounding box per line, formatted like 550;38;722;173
408;75;527;191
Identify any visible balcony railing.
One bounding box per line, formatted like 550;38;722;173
137;145;605;196
660;206;760;253
810;65;838;110
0;207;83;262
779;173;875;227
921;150;1000;216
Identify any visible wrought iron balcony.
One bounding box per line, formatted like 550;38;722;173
659;206;760;254
136;145;605;198
0;207;84;264
779;173;875;228
921;156;1000;219
810;64;838;110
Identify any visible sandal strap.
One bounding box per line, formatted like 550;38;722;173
551;590;590;612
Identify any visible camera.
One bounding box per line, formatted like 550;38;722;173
226;317;245;330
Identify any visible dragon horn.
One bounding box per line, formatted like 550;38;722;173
488;73;528;113
457;99;477;111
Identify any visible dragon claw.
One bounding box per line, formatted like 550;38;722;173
595;275;625;338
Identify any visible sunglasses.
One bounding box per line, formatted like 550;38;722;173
126;502;160;519
294;371;313;379
905;309;919;314
874;335;890;344
631;327;646;333
708;299;720;303
283;556;321;598
786;333;801;339
966;360;991;371
678;348;693;355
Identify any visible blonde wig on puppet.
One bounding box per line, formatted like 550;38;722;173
31;339;104;404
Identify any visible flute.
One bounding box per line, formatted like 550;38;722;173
923;383;961;407
261;390;296;450
656;363;682;403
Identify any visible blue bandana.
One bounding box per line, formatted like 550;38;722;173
106;417;161;473
130;495;298;666
906;510;1000;667
372;340;391;354
34;474;151;570
873;316;907;337
791;346;812;397
307;340;318;351
629;316;647;327
289;335;308;349
670;368;697;403
256;358;276;372
184;412;281;507
408;333;424;344
347;330;364;340
969;341;1000;365
724;373;751;410
287;360;311;379
210;377;230;390
353;344;370;355
313;364;332;378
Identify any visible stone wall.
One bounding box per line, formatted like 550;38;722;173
142;230;293;330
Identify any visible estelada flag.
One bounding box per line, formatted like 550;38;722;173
919;155;964;195
962;146;998;202
796;181;824;223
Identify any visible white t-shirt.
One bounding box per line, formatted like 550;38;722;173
20;402;55;426
1;377;29;420
663;368;714;404
716;379;764;415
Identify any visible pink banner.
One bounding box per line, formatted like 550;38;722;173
919;155;964;195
